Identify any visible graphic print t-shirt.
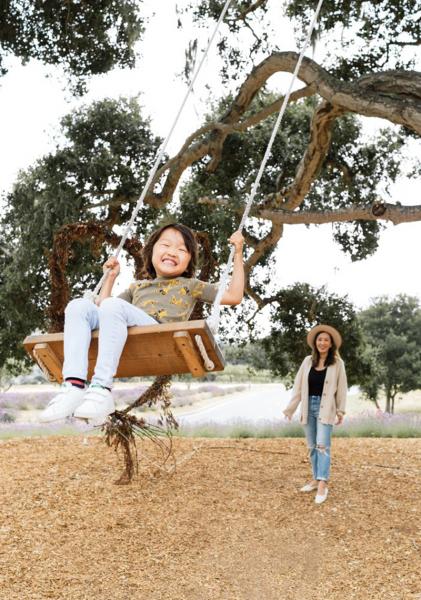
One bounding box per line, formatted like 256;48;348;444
118;276;219;323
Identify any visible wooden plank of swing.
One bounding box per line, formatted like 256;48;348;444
23;320;225;381
33;342;64;384
173;331;206;378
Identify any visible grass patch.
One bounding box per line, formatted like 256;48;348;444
3;417;421;440
177;413;421;439
0;422;96;440
197;364;282;383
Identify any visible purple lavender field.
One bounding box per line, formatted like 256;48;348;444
1;384;420;438
178;410;421;438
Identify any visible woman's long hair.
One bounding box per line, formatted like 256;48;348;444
311;332;340;367
141;223;198;279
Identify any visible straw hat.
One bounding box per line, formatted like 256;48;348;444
307;324;342;349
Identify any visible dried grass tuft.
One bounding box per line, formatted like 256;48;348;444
103;375;177;484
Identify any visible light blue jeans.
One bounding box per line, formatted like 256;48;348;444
303;395;333;481
62;297;157;389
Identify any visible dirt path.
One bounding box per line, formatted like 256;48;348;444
0;437;420;600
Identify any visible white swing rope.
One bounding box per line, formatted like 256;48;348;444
206;0;325;332
88;0;234;300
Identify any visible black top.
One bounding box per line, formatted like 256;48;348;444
308;366;327;396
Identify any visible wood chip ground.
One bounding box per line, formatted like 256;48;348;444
0;437;420;600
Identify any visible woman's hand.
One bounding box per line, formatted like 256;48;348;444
335;413;344;425
103;257;120;279
283;412;291;422
229;230;244;254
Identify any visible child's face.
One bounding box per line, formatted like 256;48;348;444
152;227;192;278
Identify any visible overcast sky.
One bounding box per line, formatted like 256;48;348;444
0;1;420;310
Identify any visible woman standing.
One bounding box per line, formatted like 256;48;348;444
283;324;347;504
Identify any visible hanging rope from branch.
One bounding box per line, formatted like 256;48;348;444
88;0;234;300
207;0;325;332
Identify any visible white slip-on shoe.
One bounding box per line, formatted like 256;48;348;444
73;385;115;424
300;482;318;492
40;382;86;423
315;488;329;504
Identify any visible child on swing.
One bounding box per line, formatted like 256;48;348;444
41;223;244;424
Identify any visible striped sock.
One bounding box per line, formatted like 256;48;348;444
65;377;85;389
90;383;111;392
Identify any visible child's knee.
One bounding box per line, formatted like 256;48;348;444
98;297;124;315
65;297;94;316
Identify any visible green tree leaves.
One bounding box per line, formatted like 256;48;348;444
0;0;144;93
359;295;421;412
185;1;420;82
0;98;164;366
261;282;365;387
286;0;420;79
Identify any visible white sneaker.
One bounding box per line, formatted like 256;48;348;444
40;382;85;422
315;488;329;504
73;385;115;424
300;482;318;492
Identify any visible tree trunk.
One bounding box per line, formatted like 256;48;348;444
391;392;397;415
386;389;397;414
385;388;392;414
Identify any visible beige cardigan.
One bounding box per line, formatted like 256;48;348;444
283;355;348;425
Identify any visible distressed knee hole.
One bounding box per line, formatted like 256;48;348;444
316;444;329;455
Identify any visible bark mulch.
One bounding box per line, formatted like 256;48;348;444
0;436;420;600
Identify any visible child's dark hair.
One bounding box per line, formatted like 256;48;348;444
142;223;198;278
311;332;338;367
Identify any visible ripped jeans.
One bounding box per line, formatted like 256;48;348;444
303;395;333;481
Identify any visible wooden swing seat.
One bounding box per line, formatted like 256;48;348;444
23;320;224;383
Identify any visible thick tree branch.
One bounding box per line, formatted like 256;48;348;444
356;71;421;99
259;202;421;226
143;52;420;210
144;85;314;208
199;197;421;226
222;53;421;133
282;101;345;209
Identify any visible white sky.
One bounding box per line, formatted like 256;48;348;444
0;1;420;311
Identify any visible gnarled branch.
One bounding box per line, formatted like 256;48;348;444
141;53;420;213
199;197;421;226
259;202;421;226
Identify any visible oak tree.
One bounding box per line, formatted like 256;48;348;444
1;1;420;375
0;0;144;93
